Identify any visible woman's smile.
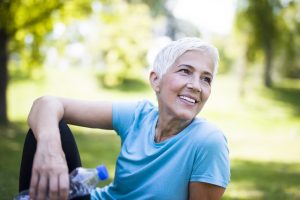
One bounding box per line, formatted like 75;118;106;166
178;94;199;104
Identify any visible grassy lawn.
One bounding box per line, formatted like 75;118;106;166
0;123;121;199
1;68;300;199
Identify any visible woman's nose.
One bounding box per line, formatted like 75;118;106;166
186;77;201;92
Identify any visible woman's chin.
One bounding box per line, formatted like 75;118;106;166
174;112;197;121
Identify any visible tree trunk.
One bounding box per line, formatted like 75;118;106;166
166;12;176;40
238;54;247;99
264;45;273;88
0;29;9;124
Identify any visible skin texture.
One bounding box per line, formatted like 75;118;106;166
27;50;225;200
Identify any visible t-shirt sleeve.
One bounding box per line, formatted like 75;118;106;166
112;101;139;142
190;131;230;188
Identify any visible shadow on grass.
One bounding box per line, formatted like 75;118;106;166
271;86;300;117
224;159;300;200
0;121;29;199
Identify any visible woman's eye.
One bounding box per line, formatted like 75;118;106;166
202;77;212;84
179;69;190;74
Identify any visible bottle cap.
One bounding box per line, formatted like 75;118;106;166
96;165;109;180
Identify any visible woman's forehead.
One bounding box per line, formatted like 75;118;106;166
176;50;210;60
173;50;214;71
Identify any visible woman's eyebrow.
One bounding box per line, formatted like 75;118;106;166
177;64;194;69
177;64;213;77
203;71;213;77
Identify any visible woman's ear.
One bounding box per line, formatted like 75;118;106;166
149;71;160;93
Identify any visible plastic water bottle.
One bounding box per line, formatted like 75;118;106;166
14;164;109;200
68;165;108;199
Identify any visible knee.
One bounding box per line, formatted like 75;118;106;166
58;120;68;130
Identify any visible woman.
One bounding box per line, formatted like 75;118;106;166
19;37;230;200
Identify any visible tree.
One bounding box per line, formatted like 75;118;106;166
0;0;201;124
279;1;300;78
96;1;154;87
126;0;166;17
235;0;283;88
97;0;200;88
127;0;201;40
0;0;91;124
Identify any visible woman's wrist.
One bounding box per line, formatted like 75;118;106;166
35;125;61;141
36;137;64;159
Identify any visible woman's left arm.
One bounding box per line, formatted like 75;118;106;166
189;182;225;200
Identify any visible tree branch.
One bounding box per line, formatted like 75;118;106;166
10;2;64;36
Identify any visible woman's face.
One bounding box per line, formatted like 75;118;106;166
151;50;214;121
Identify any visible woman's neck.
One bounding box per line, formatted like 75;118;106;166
155;114;192;143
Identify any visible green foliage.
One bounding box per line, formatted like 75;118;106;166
234;0;300;81
1;0;92;76
1;0;161;123
211;37;234;74
278;1;300;78
126;0;167;17
97;1;153;87
235;0;282;63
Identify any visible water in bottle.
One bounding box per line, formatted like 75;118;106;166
14;164;109;200
68;165;108;199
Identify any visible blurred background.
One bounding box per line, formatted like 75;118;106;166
0;0;300;199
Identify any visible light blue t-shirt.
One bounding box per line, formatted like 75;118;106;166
91;100;230;200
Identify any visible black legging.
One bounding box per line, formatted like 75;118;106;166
19;120;90;199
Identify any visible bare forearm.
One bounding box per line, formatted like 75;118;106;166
27;96;69;199
189;182;225;200
28;96;64;143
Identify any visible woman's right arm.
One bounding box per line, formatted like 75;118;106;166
27;95;113;200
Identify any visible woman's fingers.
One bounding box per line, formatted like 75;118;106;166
29;170;69;200
49;175;59;200
29;170;39;198
36;174;48;200
29;171;69;200
59;173;69;200
29;145;69;200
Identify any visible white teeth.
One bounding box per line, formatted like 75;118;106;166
179;96;196;103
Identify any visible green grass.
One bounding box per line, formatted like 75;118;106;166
0;123;121;199
225;160;300;200
0;122;28;199
1;68;300;199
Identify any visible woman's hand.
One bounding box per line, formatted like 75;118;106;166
29;139;69;200
27;95;113;199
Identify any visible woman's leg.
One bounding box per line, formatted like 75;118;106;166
18;120;89;199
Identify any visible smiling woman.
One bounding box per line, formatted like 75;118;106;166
18;37;230;200
150;50;214;126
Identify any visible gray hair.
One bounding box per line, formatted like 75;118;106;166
152;37;219;79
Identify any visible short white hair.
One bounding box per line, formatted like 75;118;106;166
152;37;219;78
